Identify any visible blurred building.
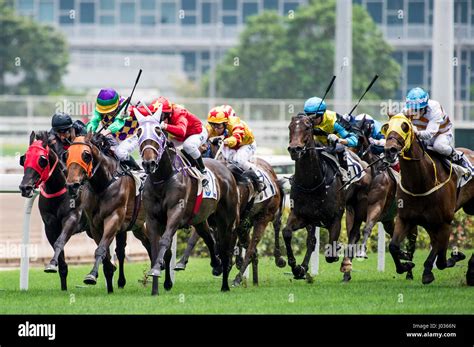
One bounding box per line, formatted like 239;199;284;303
356;0;473;103
13;0;308;96
12;0;474;101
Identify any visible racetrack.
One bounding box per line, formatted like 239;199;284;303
0;250;472;314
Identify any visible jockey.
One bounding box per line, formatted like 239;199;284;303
404;87;472;176
206;105;264;191
353;113;386;155
156;96;209;184
49;112;86;160
304;97;359;182
86;88;141;170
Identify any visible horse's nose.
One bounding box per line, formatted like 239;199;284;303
19;184;33;198
66;182;81;197
143;160;157;174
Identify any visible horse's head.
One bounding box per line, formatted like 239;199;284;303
382;113;414;163
19;131;58;198
65;132;97;197
135;104;166;174
352;116;372;151
288;113;314;161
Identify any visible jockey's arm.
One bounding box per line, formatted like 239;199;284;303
416;102;443;140
164;113;188;139
224;124;245;148
107;113;126;134
334;122;358;147
86;111;102;133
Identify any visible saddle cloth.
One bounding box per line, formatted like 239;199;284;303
321;150;366;185
128;170;147;196
187;167;218;200
254;168;277;204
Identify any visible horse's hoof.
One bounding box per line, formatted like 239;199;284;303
235;258;243;270
325;256;339;263
355;250;368;259
342;273;352;282
212;265;223;277
446;258;456;268
147;269;161;277
221;286;230;292
118;279;126;288
164;281;173;291
232;278;242;287
422;272;435;285
292;265;306;280
44;263;58;273
174;262;186;271
406;271;414;280
83;274;97;285
275;257;287;268
397;261;415;274
399;251;412;261
451;251;466;262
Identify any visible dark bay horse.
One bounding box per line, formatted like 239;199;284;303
65;132;151;293
176;137;288;286
384;113;473;284
284;114;347;279
135;109;239;294
19;131;89;290
351;117;417;280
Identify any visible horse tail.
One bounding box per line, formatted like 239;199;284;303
274;178;287;225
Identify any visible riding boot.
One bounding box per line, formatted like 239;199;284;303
335;145;349;182
450;149;472;179
194;155;209;187
244;167;265;193
121;156;142;171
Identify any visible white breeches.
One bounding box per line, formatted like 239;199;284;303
424;131;454;156
221;141;257;170
171;126;208;159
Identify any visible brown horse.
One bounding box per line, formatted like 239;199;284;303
136;110;239;294
383;113;472;284
65;132;151;293
19;131;90;290
351;117;417;280
174;139;288;287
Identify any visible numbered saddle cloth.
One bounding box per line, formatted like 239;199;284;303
254;168;277;204
346;151;366;183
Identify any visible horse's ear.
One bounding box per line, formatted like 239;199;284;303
387;112;395;119
134;107;145;123
29;131;35;145
152;104;163;122
85;131;93;141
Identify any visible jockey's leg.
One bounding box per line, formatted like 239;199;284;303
232;142;265;192
434;132;473;176
115;135;141;170
335;144;349;182
183;128;209;186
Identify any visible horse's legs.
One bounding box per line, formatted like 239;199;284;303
47;211;81;272
233;219;267;286
389;218;416;275
115;232;127;288
163;248;173;291
251;250;259;285
272;211;286;268
467;254;474;286
358;202;384;259
85;212;122;290
282;211;307;277
192;222;222;275
175;229;200;271
145;217;163;296
102;251;116;294
57;251;68;291
342;217;363;283
325;217;342;263
295;225;316;280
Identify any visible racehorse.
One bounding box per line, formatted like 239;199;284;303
19;131;89;290
174;138;288;286
284;114;347;279
135;108;239;294
383;113;473;284
351;116;417;280
65;132;151;293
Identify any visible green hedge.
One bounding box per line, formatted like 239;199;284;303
176;208;474;258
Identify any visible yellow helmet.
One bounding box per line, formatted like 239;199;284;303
207;106;230;124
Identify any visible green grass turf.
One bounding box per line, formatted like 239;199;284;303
0;249;472;314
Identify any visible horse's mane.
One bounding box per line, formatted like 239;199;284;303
90;132;114;156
